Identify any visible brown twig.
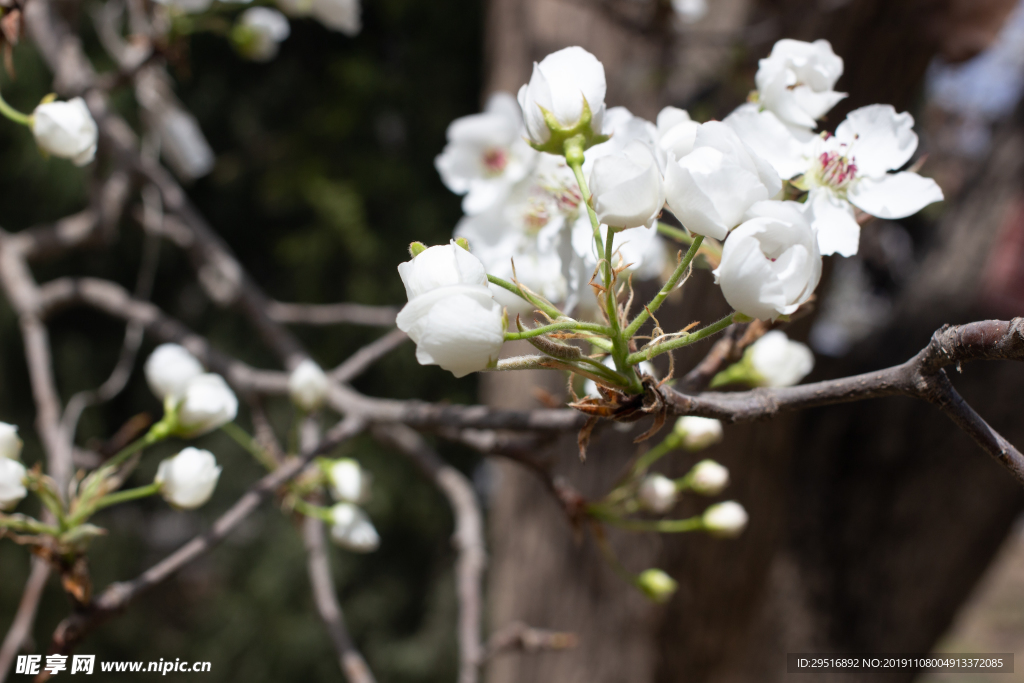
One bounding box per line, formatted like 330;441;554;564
268;301;399;327
482;621;578;661
0;558;50;683
330;328;408;384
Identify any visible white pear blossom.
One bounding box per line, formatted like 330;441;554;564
664;121;781;239
724;104;814;180
638;474;677;514
673;415;723;451
702;501;748;537
288;360;330;411
589;141;665;230
747;330;814;387
435;93;537;214
799;105;944;256
326;458;371;504
32;98;98;167
329;503;380;552
235;7;290;62
145;343;205;402
654;106;700;168
155;448;222;510
713;200;821;320
398;240;490;299
0;423;22;461
755;39;846;129
0;458;27;511
518;46;607;145
176;374;239;436
687;460;730;496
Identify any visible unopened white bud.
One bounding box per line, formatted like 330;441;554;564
288;360;330;411
687;460;729;496
329;503;380;552
176;374;239;437
326;458;371;504
0;458;27;511
638;474;677;514
0;423;23;461
673;415;723;451
748;330;815;387
145;344;204;402
155;447;222;510
32;97;98;166
637;568;677;603
702;501;748;538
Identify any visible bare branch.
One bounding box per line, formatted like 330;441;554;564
482;621;578;661
0;558;50;683
268;301;399;327
330;329;408;384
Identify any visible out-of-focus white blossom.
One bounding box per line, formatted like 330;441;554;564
673;416;723;451
755;39;846;129
288;360;330;411
234;7;291;62
32;98;98;166
145;344;205;402
748;330;815;387
713;201;821;320
176;374;239;436
436;93;537;215
326;458;371;504
671;0;707;24
518;46;607;146
663;122;781;240
329;503;380;552
687;459;730;496
702;501;748;537
637;568;678;603
0;458;27;511
589;141;665;230
0;423;22;461
155;448;222;510
638;474;678;514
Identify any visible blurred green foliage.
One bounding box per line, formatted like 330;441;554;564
0;0;485;679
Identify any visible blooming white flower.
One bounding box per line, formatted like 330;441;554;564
32;98;98;167
589;141;665;230
155;447;222;510
176;374;239;437
235;7;290;62
799;105;944;256
724;103;814;180
0;458;27;511
713;200;821;320
638;474;678;514
145;344;205;402
288;360;330;411
518;46;607;146
755;39;846;129
687;459;730;496
329;503;380;552
326;458;371;504
663;121;781;240
435;93;537;215
0;423;22;461
637;568;677;603
748;330;814;387
654;106;700;168
702;501;748;537
673;415;723;451
397;240;489;300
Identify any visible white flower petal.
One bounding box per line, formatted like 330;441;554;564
848;172;944;219
836;104;918;178
809;189;860;257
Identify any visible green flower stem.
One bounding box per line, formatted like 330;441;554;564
624;234;704;339
222;422;277;471
503;319;612;341
589;506;705;533
487;274;563;320
493;354;630;388
25;475;67;528
589;519;641;585
293;498;334;523
67;482;161;526
0;514;59;536
631;432;682;475
656;222;722;265
565;139;605;264
104;418;173;472
0;88;32;127
627;313;736;364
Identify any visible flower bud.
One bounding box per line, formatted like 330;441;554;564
673;416;723;451
755;39;846;129
145;344;205;402
326;458;371;504
637;474;677;514
0;423;23;461
176;374;239;437
637;569;677;604
687;460;729;496
702;501;748;538
32;97;98;167
397;240;489;300
748;330;814;387
397;290;505;378
329;503;380;552
155;447;222;510
0;458;27;511
288;360;330;412
517;46;607;149
589;141;665;230
233;7;291;62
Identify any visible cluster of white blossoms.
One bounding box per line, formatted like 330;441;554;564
321;458;379;552
409;40;944;380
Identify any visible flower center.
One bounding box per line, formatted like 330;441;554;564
482;147;509;176
523;199;551;233
815;149;858;191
